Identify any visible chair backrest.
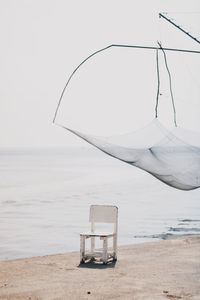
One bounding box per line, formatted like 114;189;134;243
89;205;118;233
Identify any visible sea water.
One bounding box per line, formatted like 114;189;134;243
0;147;200;261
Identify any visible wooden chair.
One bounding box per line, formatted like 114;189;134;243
80;205;118;264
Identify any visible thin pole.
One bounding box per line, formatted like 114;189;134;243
53;43;200;123
159;13;200;45
111;44;200;54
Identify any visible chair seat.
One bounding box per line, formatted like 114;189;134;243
80;231;115;238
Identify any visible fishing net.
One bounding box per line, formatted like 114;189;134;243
53;44;200;191
60;120;200;191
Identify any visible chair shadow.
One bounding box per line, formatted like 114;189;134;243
78;260;117;269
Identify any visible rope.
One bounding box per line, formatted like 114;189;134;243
158;42;177;127
155;49;160;119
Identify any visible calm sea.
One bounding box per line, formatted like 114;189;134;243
0;147;200;261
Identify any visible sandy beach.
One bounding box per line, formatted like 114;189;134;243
0;235;199;300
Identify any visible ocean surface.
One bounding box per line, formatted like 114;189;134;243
0;147;200;261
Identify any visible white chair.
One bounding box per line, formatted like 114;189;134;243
80;205;118;264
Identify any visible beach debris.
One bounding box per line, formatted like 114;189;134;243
166;294;182;299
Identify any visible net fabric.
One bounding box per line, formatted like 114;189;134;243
60;119;200;191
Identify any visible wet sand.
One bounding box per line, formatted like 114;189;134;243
0;235;199;300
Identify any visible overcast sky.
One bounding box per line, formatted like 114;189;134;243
1;0;200;147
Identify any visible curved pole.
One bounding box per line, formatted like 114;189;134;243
53;44;113;123
53;43;200;123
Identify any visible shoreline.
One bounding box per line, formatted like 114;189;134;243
0;235;199;299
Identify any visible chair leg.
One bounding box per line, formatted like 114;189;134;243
80;235;85;263
91;237;95;254
113;235;117;260
102;237;108;264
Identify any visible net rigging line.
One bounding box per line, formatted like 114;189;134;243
155;48;160;119
53;43;200;124
157;42;177;127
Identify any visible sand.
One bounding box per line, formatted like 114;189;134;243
0;235;199;300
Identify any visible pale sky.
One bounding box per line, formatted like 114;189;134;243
1;0;200;147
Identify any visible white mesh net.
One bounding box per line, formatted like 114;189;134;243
60;119;200;190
